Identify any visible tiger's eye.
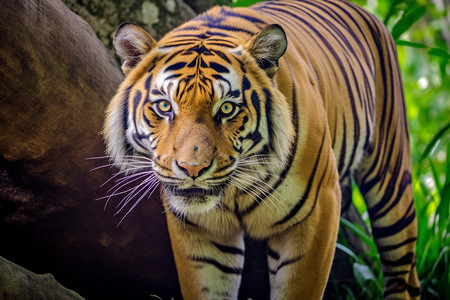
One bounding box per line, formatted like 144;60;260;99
220;102;234;116
158;100;172;113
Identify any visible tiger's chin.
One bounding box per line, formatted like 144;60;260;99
164;186;225;216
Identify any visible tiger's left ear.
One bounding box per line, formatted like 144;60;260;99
245;24;287;78
113;22;157;75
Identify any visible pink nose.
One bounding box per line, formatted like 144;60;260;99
178;162;210;178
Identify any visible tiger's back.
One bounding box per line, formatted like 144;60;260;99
104;0;419;298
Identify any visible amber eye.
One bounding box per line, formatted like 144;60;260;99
156;100;172;114
219;102;236;118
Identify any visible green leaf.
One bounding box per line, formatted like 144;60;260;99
353;262;376;284
437;183;450;239
391;6;427;40
336;243;360;262
340;217;377;252
418;238;432;274
395;40;428;48
422;246;450;287
418;122;450;167
232;0;261;7
341;285;356;300
446;142;450;186
428;158;442;194
383;0;403;25
428;48;450;60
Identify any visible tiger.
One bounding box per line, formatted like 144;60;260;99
103;0;421;298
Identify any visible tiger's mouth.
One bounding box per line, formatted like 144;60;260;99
168;186;223;198
163;184;227;214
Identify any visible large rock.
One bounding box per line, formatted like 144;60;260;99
0;256;84;300
0;0;180;298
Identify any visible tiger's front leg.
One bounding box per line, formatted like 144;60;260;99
268;182;341;299
165;210;245;300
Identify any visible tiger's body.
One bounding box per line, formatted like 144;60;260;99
104;0;420;298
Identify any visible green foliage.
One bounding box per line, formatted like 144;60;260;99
231;0;262;7
391;5;426;40
335;217;384;299
414;125;450;298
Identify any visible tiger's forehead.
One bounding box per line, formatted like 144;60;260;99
150;39;242;107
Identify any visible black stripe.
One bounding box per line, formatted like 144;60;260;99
220;7;267;25
384;278;407;297
151;89;163;96
241;76;250;109
166;208;199;228
122;85;132;133
184;217;199;228
359;121;399;195
212;242;244;255
144;74;153;92
132;90;142;132
211;49;231;64
337;117;346;174
331;107;337;149
204;31;232;38
206;42;236;48
173;25;200;32
408;285;421;297
190;257;242;275
289;145;331;229
383;270;410;277
263;89;275;153
369;171;412;221
159;42;196;50
207;24;255;36
250;91;261;132
381;252;414;268
164;62;187;72
384;278;421;298
209;62;229;73
273;131;326;227
163;50;183;64
269;255;302;275
267;248;280;260
372;201;416;239
378;237;417;252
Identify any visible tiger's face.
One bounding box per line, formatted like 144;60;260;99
104;23;295;216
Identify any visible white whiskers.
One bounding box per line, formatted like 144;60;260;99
231;155;285;211
89;155;160;226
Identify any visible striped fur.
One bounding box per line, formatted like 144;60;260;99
103;0;420;298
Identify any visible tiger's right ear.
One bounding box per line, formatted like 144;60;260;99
244;24;287;78
113;22;157;75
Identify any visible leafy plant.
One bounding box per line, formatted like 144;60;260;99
414;123;450;299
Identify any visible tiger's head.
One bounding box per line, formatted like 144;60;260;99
104;22;295;216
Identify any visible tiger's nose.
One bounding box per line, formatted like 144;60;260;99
177;161;211;178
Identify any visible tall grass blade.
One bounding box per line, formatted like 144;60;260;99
421;246;450;287
336;243;360;262
417;122;450;168
340;217;377;252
